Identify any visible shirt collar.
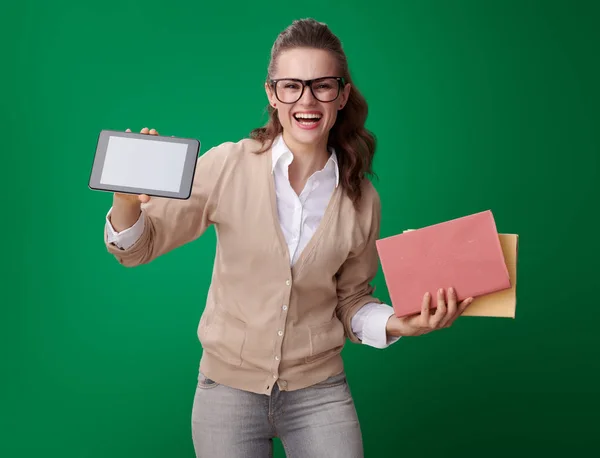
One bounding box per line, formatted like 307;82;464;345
271;135;339;187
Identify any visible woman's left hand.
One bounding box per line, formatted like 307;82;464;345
386;287;473;338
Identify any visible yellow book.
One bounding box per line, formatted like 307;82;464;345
462;234;519;318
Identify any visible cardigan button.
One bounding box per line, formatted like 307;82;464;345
285;280;290;286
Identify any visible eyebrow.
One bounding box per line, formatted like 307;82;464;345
271;76;341;81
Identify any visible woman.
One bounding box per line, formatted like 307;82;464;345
104;18;473;458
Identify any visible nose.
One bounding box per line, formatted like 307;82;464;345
298;84;317;105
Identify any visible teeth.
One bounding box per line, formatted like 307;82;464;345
295;113;322;120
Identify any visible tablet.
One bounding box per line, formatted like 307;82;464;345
89;130;200;199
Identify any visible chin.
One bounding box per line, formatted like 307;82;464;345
293;129;325;145
286;117;331;147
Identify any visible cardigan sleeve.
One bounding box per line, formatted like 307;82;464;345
335;185;384;343
104;143;230;267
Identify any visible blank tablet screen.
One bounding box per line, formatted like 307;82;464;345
89;130;200;199
100;136;187;192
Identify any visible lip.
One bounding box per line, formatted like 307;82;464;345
292;111;323;130
294;116;322;130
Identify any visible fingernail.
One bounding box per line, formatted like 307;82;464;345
449;287;454;295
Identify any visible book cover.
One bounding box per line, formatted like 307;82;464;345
376;210;511;317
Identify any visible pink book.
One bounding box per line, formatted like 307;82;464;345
376;210;511;318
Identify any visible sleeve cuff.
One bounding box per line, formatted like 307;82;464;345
353;302;401;349
105;207;145;250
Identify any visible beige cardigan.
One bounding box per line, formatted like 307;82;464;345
105;138;383;395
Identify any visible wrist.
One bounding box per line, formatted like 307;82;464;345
385;314;404;338
111;195;142;232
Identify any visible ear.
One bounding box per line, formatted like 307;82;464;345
265;82;277;108
339;83;351;110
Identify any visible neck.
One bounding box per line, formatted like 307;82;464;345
282;131;330;184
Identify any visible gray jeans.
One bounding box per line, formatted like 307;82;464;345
191;370;363;458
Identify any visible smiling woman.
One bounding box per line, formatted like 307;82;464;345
102;17;471;458
250;21;374;206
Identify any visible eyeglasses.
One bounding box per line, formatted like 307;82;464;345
269;76;345;104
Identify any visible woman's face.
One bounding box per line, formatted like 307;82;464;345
266;48;351;152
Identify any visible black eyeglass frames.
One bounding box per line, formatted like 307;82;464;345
269;76;345;104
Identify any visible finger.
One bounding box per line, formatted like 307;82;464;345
445;297;474;328
138;194;151;203
440;287;458;327
149;128;159;136
431;288;447;328
420;292;431;325
125;128;131;132
140;127;149;134
458;297;474;314
447;287;457;315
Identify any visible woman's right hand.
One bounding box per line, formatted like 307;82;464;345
113;127;159;205
110;127;160;232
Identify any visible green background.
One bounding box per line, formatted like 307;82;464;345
3;0;599;456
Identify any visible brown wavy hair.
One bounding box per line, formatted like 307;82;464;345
250;18;377;208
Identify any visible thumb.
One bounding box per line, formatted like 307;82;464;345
138;194;151;203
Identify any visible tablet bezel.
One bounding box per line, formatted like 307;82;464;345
88;130;200;200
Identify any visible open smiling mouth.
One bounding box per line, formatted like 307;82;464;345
293;113;323;129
